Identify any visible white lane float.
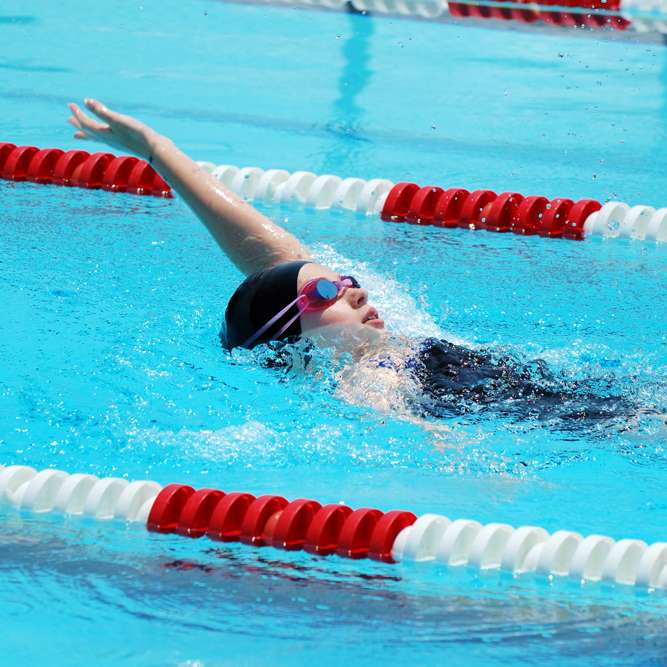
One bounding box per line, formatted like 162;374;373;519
1;464;666;591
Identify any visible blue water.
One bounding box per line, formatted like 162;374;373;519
1;1;667;665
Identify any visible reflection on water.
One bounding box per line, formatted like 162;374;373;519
320;9;375;174
1;514;666;666
0;15;36;25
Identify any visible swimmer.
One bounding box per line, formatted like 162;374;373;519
67;99;384;353
67;99;656;434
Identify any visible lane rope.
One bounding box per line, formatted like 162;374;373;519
1;464;666;590
245;0;667;34
3;143;665;243
198;162;667;243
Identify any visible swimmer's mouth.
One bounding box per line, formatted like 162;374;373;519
362;307;385;328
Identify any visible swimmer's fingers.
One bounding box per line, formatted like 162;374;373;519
84;99;147;139
67;114;94;141
84;98;124;126
68;102;111;138
68;121;95;143
68;99;157;160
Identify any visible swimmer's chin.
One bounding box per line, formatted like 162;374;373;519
306;321;389;351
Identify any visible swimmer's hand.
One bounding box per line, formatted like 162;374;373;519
67;98;309;274
67;98;164;161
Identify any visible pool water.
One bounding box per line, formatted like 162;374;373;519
1;1;667;665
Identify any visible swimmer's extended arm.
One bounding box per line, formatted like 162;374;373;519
67;99;311;275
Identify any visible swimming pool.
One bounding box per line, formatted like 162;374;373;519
2;1;667;665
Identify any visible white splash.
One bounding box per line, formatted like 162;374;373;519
312;243;465;342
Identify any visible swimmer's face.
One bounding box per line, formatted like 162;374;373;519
296;263;385;336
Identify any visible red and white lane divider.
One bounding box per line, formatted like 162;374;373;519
198;162;667;243
0;143;172;197
251;0;667;34
266;0;631;15
2;464;667;590
3;143;665;243
269;0;444;17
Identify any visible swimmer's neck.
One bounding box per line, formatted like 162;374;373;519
308;327;412;364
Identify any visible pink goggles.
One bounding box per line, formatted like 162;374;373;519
242;275;360;349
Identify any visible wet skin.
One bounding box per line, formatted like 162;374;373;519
296;263;385;336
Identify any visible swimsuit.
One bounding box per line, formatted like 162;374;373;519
406;338;632;430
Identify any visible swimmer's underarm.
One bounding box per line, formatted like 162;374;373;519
149;136;311;275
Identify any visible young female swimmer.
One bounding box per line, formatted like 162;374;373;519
67;99;640;432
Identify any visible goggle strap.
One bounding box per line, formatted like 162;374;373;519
241;295;304;349
273;309;304;340
241;277;355;349
274;281;346;339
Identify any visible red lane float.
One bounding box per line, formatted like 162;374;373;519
208;492;256;541
273;499;322;550
336;507;384;559
53;150;89;185
304;503;353;555
146;483;417;564
381;182;602;240
448;2;631;31
369;510;418;562
147;483;195;533
176;488;226;538
240;494;289;546
0;142;172;197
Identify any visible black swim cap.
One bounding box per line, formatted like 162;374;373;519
223;260;311;349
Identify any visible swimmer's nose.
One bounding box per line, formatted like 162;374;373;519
346;287;368;308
